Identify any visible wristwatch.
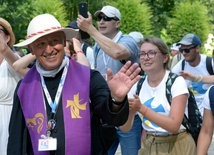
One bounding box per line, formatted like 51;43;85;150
112;98;124;106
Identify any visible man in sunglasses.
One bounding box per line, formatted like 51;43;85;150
172;33;214;116
77;5;141;155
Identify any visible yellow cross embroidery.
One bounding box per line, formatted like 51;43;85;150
66;93;87;118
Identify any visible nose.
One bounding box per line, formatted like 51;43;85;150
45;44;54;53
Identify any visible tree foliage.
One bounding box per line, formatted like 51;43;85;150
103;0;153;36
32;0;68;27
166;1;209;49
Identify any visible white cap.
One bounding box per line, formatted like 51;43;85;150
170;43;180;51
129;31;144;44
94;5;121;21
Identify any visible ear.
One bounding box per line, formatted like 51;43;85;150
163;54;169;63
4;34;10;45
196;46;200;53
28;45;35;55
115;20;121;29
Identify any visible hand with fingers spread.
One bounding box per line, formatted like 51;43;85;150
107;61;141;102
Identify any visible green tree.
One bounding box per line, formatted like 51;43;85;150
103;0;153;36
32;0;68;27
166;1;209;51
0;0;35;43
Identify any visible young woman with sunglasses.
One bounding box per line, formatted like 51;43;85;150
120;36;196;155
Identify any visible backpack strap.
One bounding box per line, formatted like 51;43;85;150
165;72;192;132
136;74;146;96
82;43;89;55
181;59;185;70
182;57;214;75
209;86;214;116
206;56;214;75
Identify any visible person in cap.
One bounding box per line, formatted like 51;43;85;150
169;43;184;69
77;5;142;155
0;17;22;155
129;31;144;47
66;20;94;68
172;33;214;116
7;13;141;155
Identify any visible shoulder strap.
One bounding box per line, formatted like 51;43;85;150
82;43;89;55
181;59;185;70
136;74;147;96
206;56;214;75
209;86;214;116
165;72;178;104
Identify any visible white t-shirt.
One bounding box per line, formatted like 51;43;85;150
85;46;95;69
172;54;213;115
128;70;189;133
202;86;212;110
0;59;21;105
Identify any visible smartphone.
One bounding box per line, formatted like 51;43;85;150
78;2;90;40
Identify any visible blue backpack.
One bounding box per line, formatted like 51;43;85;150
136;72;202;145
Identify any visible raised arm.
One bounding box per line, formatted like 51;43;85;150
72;38;90;67
0;35;19;66
180;70;214;84
12;53;36;77
77;13;130;60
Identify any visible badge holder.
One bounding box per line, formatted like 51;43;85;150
38;119;57;151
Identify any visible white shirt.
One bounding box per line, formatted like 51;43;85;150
0;59;21;105
128;71;189;133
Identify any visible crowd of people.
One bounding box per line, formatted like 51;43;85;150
0;4;214;155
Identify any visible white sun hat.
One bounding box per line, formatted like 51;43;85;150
14;14;79;47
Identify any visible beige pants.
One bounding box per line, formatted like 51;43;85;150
138;131;196;155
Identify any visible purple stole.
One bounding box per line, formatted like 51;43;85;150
18;59;91;155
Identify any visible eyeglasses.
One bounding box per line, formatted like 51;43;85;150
179;45;197;53
97;15;118;22
138;50;162;59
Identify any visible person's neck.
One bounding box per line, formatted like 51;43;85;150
188;54;201;67
0;55;3;65
147;69;166;87
106;30;119;39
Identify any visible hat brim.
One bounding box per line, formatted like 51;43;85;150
0;20;15;48
14;28;79;47
94;10;115;18
177;41;192;46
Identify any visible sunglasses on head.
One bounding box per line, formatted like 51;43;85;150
179;45;198;53
97;15;118;22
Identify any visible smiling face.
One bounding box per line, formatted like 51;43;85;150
28;31;66;71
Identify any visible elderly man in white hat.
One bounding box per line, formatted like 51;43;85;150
7;14;141;155
77;5;142;155
0;17;22;155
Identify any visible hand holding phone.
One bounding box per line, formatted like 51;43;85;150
78;2;90;40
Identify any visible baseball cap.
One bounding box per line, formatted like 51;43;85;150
66;20;79;29
170;43;180;51
129;31;144;44
177;34;201;47
94;5;121;21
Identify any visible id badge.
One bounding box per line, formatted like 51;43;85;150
38;138;57;151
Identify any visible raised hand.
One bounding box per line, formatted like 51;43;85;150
107;61;141;101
